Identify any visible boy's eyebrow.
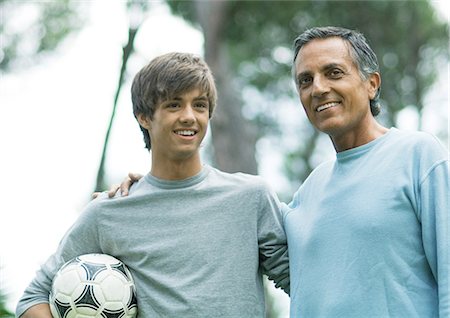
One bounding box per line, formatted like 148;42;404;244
194;96;209;101
172;95;208;101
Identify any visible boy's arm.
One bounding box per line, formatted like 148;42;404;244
16;203;101;317
15;254;58;318
20;303;52;318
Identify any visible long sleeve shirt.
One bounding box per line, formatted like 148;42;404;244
285;128;449;317
17;165;289;317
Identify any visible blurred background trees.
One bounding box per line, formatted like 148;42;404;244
0;289;13;318
3;0;446;193
0;0;84;71
1;0;448;316
165;0;449;197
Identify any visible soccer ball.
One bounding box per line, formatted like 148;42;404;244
49;253;138;318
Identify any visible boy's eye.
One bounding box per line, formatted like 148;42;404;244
166;102;180;108
194;102;208;109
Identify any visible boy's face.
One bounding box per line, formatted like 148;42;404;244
140;88;210;164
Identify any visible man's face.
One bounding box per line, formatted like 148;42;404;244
294;37;379;141
141;88;209;164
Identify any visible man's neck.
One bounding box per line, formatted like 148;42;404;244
331;120;389;152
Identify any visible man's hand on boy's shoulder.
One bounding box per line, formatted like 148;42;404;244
92;172;143;199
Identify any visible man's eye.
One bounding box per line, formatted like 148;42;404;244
329;69;344;78
299;76;312;86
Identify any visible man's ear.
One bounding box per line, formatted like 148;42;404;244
137;113;151;130
367;72;381;100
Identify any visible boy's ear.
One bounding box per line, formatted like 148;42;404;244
137;113;151;130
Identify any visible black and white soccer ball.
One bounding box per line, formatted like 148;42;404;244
49;253;137;318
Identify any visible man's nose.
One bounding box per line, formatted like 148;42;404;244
311;76;330;97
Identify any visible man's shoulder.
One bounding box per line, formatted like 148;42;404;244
388;128;447;159
389;128;440;145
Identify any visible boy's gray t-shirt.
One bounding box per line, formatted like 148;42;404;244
16;165;289;317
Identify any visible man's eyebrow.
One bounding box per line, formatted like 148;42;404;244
296;63;345;81
322;63;344;71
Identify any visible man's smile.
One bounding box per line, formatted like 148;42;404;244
316;102;341;112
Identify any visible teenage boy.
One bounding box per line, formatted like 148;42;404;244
16;52;289;318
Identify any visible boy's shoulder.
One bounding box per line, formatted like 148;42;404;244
209;166;267;188
206;166;279;200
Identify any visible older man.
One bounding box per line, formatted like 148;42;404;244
286;26;448;317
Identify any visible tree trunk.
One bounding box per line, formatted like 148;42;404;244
94;26;139;191
194;0;258;175
193;2;278;318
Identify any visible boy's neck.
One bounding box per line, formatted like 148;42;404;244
150;154;203;180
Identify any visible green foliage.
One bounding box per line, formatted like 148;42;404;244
0;289;13;318
227;0;448;122
0;0;85;71
169;0;449;109
167;0;448;190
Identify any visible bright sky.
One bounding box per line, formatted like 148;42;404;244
0;0;207;312
1;0;448;315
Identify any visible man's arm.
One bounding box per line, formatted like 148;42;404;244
20;303;52;318
420;159;449;317
92;172;143;199
257;183;290;294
